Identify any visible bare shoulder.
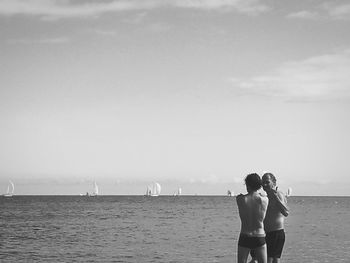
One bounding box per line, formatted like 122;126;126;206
276;190;287;202
258;193;269;205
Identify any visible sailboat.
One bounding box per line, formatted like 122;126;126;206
89;181;99;196
145;186;151;196
145;182;161;197
3;180;14;197
173;187;182;196
227;190;234;197
286;187;292;197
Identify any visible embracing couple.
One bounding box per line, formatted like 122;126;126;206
236;172;289;263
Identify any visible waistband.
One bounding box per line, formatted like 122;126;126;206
239;233;266;238
266;229;285;234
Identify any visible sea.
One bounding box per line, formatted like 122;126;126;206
1;196;349;262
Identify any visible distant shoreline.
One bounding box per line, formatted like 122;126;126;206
2;195;350;197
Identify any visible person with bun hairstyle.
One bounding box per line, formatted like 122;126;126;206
236;173;269;263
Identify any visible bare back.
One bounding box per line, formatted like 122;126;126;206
237;192;269;236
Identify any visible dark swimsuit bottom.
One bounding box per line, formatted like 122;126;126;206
266;229;285;258
238;234;266;249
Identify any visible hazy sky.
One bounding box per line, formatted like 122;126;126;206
1;0;350;195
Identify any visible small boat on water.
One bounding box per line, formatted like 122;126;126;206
227;190;234;197
82;181;99;197
89;181;99;196
173;187;182;196
145;182;161;197
3;180;14;197
286;187;292;197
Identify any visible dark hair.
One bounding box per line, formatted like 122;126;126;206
262;172;276;184
245;173;262;191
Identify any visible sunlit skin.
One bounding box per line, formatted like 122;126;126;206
250;174;289;263
262;175;289;232
236;174;269;263
262;174;289;263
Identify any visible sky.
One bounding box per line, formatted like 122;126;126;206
1;0;350;195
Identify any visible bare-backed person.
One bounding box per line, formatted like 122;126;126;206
236;173;269;263
249;172;290;263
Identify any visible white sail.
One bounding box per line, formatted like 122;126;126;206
148;182;161;196
90;181;99;196
4;180;14;197
286;187;292;197
154;182;161;196
9;180;14;194
146;186;152;196
174;187;182;196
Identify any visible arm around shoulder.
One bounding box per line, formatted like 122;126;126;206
275;191;289;217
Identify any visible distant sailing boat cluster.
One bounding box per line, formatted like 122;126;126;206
2;179;293;197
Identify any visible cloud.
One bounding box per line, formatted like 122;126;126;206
172;0;269;14
322;3;350;20
122;12;148;24
7;36;70;44
0;0;269;20
286;10;320;20
229;49;350;101
0;0;155;20
286;3;350;21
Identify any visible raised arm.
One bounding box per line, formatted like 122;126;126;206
270;190;289;217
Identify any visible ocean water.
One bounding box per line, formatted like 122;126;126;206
1;196;349;262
